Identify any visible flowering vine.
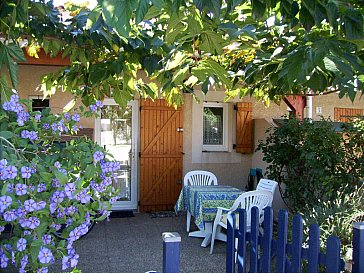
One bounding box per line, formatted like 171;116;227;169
0;95;119;272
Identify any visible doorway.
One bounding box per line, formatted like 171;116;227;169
95;99;138;210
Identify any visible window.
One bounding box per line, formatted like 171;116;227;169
29;96;49;112
202;102;228;151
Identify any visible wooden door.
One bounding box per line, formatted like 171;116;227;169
140;99;183;212
334;107;363;122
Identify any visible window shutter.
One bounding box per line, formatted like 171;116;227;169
236;102;253;154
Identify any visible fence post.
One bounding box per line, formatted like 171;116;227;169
162;232;181;273
352;223;364;273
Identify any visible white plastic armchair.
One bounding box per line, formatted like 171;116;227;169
256;179;278;206
184;170;218;232
210;190;273;254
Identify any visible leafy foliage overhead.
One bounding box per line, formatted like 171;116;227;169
0;0;363;106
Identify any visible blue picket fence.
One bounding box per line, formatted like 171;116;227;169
226;207;364;273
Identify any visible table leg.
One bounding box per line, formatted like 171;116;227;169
188;222;213;247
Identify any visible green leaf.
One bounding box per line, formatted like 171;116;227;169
165;51;187;70
200;31;226;55
193;0;222;17
55;170;68;184
165;15;187;44
86;5;102;30
0;131;13;139
252;0;266;19
136;0;150;23
1;183;9;196
84;163;97;180
172;66;189;84
323;57;339;73
102;0;138;38
6;43;27;62
343;10;364;40
39;172;53;182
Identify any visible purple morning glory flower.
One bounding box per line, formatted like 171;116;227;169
93;151;104;163
58;168;67;175
37;267;48;273
42;235;52;245
20;130;30;139
13;103;24;113
65;206;77;215
0;159;7;169
34;114;41;121
0;195;12;212
38;247;53;264
17;238;27;252
51;191;65;203
71;113;80;122
0;226;4;234
43;123;50;130
21;166;32;179
24;199;37;212
54;161;61;168
0;253;9;268
89;104;97;112
27;216;40;229
75;190;91;204
64;112;71;121
64;183;76;198
37;183;46;192
2;101;11;111
23;230;31;236
62;253;79;270
10;94;19;102
95;100;103;108
19;218;28;229
3;210;17;222
4;165;17;180
66;218;73;226
71;125;79;132
52;179;61;188
36;201;46;210
28;131;38;141
20;254;28;269
15;183;27;196
16;207;27;218
50;203;57;214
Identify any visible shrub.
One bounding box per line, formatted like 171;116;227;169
0;95;118;272
302;185;364;259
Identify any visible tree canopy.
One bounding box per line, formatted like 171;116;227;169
0;0;363;106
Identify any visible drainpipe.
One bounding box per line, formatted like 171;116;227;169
306;92;313;120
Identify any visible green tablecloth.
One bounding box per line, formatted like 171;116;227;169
175;185;243;229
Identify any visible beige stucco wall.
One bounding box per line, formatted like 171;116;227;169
17;65;94;128
310;92;364;120
182;90;287;190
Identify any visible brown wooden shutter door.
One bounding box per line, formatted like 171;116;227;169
334;107;363;122
139;99;183;212
236;102;253;154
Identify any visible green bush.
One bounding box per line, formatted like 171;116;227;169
257;117;364;212
303;185;364;259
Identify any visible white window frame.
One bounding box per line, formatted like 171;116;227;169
202;102;229;152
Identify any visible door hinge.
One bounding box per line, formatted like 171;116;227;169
139;152;141;157
138;201;141;206
233;104;237;111
139;106;142;111
233;144;236;149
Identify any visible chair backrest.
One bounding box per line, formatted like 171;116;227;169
230;190;273;224
256;179;278;194
183;170;218;186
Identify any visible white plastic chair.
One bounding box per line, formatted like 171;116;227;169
256;179;278;206
184;170;218;232
210;190;273;254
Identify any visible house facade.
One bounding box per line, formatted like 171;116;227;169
16;60;364;212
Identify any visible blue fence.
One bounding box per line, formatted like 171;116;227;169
226;207;364;273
